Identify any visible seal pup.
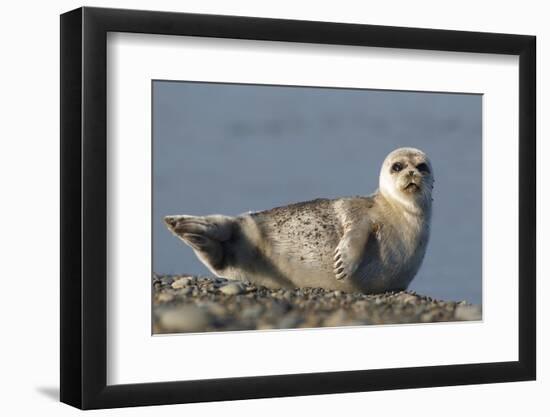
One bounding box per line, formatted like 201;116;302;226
164;147;434;293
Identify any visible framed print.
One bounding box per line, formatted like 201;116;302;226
60;6;536;409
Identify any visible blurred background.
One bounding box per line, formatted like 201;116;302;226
153;81;482;304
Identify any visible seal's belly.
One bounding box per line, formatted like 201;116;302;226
265;228;427;293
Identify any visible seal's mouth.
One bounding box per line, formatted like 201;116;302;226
404;182;420;193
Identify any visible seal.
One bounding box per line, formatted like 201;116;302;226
164;147;434;293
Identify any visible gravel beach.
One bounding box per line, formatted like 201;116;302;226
152;274;482;334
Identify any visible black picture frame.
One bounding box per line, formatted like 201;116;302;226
60;6;536;410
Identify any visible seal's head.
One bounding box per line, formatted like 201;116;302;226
379;147;434;214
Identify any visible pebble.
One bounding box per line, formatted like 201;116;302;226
454;305;482;321
241;305;263;319
218;282;245;295
176;287;192;296
324;310;349;327
398;294;418;304
157;292;174;303
278;314;302;328
171;277;193;289
159;305;210;332
205;302;227;317
352;300;370;310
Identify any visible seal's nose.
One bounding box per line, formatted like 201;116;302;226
409;170;415;176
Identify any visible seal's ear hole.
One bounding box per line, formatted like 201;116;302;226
416;163;430;174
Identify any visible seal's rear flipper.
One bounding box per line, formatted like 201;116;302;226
163;214;235;271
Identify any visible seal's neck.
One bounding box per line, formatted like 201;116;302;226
378;189;431;226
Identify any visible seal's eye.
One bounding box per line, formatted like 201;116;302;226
417;163;430;174
391;162;403;173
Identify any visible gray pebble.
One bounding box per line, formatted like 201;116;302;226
454;305;482;321
159;305;211;332
397;294;418;304
324;310;349;327
219;282;245;295
171;277;193;289
241;305;263;319
278;314;302;328
197;302;226;317
176;287;192;296
157;292;174;303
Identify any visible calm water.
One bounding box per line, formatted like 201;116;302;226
153;81;482;304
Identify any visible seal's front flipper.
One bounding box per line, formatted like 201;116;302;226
333;221;371;281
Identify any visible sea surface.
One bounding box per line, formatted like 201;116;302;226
153;81;482;305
